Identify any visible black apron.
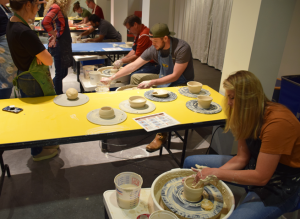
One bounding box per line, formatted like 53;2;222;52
245;138;300;206
49;17;72;69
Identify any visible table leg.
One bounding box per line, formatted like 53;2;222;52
0;150;11;196
76;61;80;82
101;140;108;152
180;129;189;168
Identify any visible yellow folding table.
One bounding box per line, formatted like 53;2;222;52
0;86;226;194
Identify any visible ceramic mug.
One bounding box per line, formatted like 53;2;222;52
187;81;203;94
197;96;213;109
99;106;115;119
183;177;204;202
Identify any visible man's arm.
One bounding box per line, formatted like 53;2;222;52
88;34;104;42
121;50;138;63
80;27;95;37
138;62;188;88
101;57;148;83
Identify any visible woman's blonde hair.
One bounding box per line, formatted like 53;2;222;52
44;0;71;16
223;70;269;140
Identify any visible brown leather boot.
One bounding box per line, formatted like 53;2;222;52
146;133;168;152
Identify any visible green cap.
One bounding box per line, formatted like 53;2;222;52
149;23;175;38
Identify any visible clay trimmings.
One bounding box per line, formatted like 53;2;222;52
66;88;78;100
201;199;214;211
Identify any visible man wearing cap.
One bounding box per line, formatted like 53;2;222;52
101;23;194;152
112;15;160;80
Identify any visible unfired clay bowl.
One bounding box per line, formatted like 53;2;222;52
197;96;213;109
126;42;133;47
183;177;204;202
187;81;203;94
129;96;147;108
99;106;115;119
66;88;78;100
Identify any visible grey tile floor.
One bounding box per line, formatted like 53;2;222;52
1;60;296;219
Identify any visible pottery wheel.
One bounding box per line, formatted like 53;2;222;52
144;90;177;102
102;69;114;76
186;100;222;114
161;177;223;219
53;93;89;107
119;100;156;114
86;108;127;125
179;87;211;98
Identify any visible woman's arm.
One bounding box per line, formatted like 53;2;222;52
195;151;281;186
220;140;250;170
36;49;53;66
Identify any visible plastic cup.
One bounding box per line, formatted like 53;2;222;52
114;172;143;209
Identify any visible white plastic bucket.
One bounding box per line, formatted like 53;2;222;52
150;210;179;219
83;65;94;79
89;71;101;85
114;172;143;209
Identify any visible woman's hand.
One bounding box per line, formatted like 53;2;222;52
192;167;215;184
49;35;56;48
36;58;43;65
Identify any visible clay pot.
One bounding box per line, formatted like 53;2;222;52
129;96;147;108
110;68;118;74
197;96;213;109
183;177;204;202
99;107;115;119
187;81;203;94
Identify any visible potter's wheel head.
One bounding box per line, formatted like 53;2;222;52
161;177;223;218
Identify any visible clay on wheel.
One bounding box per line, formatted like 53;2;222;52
201;199;214;211
66;88;78;100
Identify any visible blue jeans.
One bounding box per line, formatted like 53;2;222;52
49;43;68;95
17;70;43;156
129;62;160;76
183;155;300;219
0;87;12;99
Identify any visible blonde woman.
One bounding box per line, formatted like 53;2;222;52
42;0;72;95
183;71;300;218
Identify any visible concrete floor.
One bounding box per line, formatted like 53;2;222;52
1;60;296;219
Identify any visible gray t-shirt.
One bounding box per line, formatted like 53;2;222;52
98;19;122;42
141;37;194;82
